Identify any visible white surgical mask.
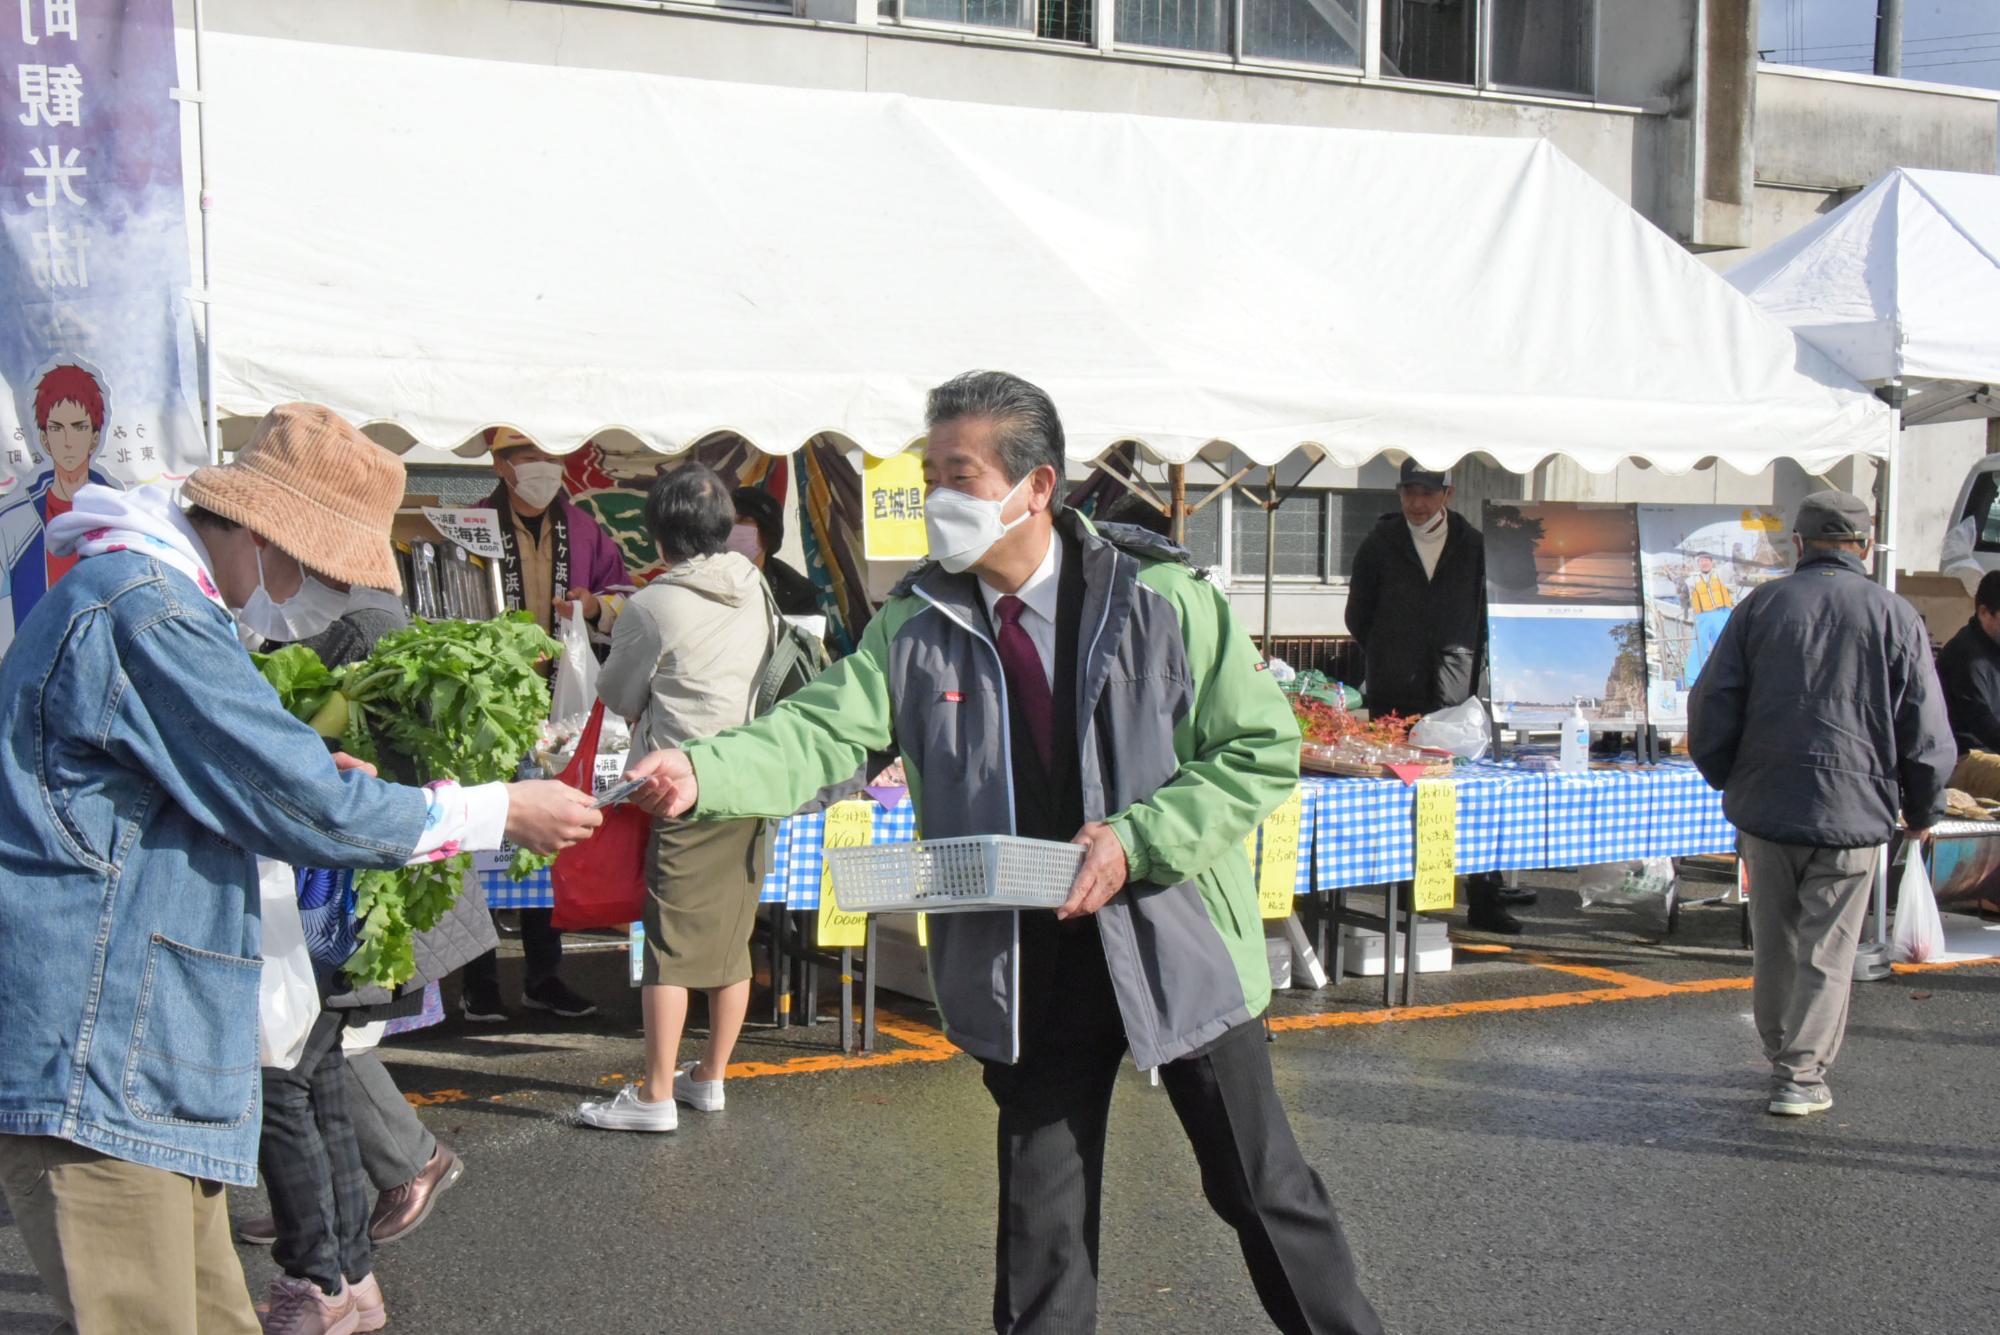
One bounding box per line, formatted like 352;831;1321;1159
236;546;349;647
509;460;565;511
924;473;1033;575
724;523;764;562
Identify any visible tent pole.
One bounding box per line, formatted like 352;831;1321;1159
1262;465;1277;660
1867;382;1908;966
191;0;218;465
1877;382;1906;593
1169;463;1187;545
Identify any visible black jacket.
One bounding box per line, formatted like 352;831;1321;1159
1687;550;1955;846
1344;510;1487;718
1936;617;2000;756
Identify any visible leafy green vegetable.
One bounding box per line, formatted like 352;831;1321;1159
254;613;564;988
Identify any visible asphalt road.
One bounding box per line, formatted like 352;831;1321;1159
5;878;1998;1335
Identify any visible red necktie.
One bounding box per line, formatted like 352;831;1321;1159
995;595;1055;774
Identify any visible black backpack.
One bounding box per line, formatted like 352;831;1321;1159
754;581;832;715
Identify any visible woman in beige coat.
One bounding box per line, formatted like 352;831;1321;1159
578;465;773;1133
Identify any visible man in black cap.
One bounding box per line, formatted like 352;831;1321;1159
1346;459;1522;933
1689;490;1953;1117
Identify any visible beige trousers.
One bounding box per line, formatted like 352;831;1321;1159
1738;834;1879;1090
0;1134;260;1335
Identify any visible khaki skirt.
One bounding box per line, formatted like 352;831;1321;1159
642;816;765;988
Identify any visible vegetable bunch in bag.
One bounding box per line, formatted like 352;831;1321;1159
256;612;561;987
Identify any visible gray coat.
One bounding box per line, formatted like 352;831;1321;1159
1688;549;1955;847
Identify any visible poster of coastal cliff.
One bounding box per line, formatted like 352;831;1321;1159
1483;502;1647;729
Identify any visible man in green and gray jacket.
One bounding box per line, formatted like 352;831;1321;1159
630;372;1381;1335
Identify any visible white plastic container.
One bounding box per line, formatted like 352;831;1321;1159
1558;702;1590;773
824;835;1083;914
1340;921;1453;976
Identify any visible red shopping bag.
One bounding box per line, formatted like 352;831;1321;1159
550;701;650;931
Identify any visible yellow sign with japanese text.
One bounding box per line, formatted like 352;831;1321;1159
816;802;876;948
1412;779;1458;913
863;451;929;561
1258;789;1304;919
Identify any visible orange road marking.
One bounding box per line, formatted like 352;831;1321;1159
1891;955;1999;974
1525;959;1677;995
401;954;1998;1108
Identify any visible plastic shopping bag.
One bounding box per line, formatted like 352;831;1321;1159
1891;852;1947;964
551;700;650;931
258;857;320;1069
550;605;600;728
1410;696;1492;760
1576;859;1676;912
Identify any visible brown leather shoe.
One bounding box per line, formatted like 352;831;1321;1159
368;1144;463;1244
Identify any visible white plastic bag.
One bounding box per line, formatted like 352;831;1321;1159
1891;852;1946;964
550;605;599;726
258;858;320;1070
1577;858;1675;911
1410;696;1491;760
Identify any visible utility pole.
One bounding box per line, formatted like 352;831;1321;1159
1874;0;1903;78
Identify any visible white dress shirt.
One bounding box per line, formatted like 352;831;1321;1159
978;529;1061;688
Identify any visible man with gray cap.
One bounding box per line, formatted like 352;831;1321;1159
1347;458;1522;932
1688;490;1953;1117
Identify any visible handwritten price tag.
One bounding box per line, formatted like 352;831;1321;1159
1258;788;1303;919
1412;779;1457;913
815;802;875;948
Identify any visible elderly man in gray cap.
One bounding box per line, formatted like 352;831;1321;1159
1688;490;1954;1117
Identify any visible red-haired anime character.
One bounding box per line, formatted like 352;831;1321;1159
1;363;117;654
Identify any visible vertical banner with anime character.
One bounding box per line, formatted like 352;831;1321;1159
0;0;202;656
1636;505;1792;731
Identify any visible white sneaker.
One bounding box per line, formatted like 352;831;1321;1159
673;1060;725;1112
576;1084;678;1132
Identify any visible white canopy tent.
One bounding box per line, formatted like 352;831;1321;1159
188;30;1889;476
1728;168;2000;428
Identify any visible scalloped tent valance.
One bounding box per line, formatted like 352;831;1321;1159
196;32;1889;475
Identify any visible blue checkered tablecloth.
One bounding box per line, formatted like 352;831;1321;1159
1542;760;1735;865
477;761;1734;909
474;800;919;912
1305;760;1549;890
1307;757;1731;891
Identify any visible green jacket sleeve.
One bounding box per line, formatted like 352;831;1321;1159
1106;570;1301;885
681;604;899;820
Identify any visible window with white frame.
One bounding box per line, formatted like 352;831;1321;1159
1115;0;1364;67
893;0;1095;41
1379;0;1597;97
1176;486;1398;583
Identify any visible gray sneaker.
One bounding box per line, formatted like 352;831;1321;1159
1767;1084;1833;1117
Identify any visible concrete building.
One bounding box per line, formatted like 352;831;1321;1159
187;0;1999;634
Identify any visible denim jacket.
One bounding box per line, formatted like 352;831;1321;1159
0;552;429;1186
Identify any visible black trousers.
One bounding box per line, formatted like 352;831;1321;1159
261;1011;372;1294
980;914;1383;1335
463;908;564;993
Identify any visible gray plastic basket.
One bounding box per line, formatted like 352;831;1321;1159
824;835;1084;914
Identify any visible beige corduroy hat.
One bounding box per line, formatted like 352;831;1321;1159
183;403;406;593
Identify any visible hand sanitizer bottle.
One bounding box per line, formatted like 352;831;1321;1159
1559;702;1590;773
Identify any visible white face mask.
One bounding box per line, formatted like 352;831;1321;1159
236;546;349;648
508;460;565;511
924;473;1034;575
724;523;764;562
